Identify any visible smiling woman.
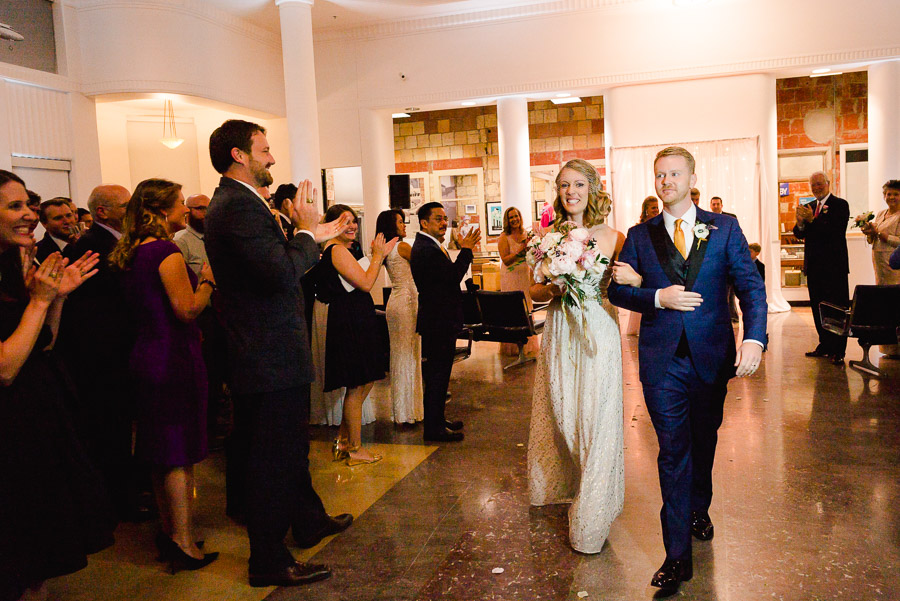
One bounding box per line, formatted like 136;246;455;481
0;169;114;601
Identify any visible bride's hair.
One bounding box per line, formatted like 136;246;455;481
552;158;611;230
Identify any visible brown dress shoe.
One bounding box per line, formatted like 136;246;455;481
249;561;331;587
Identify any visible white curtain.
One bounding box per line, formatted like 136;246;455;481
609;137;789;313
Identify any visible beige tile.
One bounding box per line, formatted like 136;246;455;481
577;120;592;135
412;148;426;161
574;135;588;150
429;133;443;147
559;136;574;151
399;123;413;137
405;136;418;149
441;132;455;146
450;145;463;159
543;109;558;123
437;119;450;133
484;113;497;128
412;121;425;135
454;131;467;145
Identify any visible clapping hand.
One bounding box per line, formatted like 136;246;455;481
459;226;481;249
612;261;642;287
796;204;814;224
29;253;65;304
57;251;100;297
20;246;37;289
315;212;353;243
372;233;399;259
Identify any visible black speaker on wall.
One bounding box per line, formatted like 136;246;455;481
388;174;411;209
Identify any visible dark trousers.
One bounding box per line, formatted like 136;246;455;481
232;385;327;571
642;354;727;562
197;308;227;437
420;331;456;438
807;272;849;356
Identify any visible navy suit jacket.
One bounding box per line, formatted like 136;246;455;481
410;233;472;339
607;209;767;386
204;176;319;395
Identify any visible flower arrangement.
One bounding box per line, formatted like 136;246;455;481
852;211;874;229
526;221;610;308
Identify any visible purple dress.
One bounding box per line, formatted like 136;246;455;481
122;240;207;467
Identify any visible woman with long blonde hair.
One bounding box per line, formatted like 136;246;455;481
527;158;634;554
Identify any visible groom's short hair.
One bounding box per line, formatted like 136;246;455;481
417;201;444;226
655;146;696;175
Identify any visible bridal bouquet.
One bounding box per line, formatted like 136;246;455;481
526;221;610;309
852;211;874;229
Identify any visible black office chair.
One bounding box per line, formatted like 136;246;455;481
821;284;900;377
475;290;545;370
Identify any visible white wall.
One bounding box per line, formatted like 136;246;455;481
75;0;286;117
95;101;292;197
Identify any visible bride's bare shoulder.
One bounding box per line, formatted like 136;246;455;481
590;224;624;255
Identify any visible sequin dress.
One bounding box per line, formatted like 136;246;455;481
384;245;423;424
527;227;624;554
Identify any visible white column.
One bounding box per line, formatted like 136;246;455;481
276;0;321;183
868;60;900;212
496;96;533;225
359;108;395;243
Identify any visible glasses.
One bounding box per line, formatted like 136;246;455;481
430;215;449;223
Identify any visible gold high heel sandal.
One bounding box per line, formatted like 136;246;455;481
332;438;350;462
345;445;383;467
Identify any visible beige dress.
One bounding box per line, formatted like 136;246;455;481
499;233;539;355
867;209;900;354
528;244;624;553
384;246;424;423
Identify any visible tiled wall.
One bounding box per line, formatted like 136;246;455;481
776;72;867;194
393;96;606;234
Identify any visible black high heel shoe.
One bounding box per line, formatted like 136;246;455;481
160;536;219;574
154;531;204;561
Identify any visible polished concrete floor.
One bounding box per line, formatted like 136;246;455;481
49;308;900;601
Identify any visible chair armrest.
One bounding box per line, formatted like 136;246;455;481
819;301;851;337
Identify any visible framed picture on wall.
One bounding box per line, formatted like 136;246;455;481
486;201;503;236
465;204;477;215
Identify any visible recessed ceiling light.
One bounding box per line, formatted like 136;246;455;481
551;96;581;105
812;68;831;74
392;112;410;118
810;71;842;78
461;101;476;106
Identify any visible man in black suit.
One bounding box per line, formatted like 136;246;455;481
204;119;351;588
410;202;480;442
710;196;739;320
59;184;138;520
793;170;850;364
709;196;737;219
36;197;78;263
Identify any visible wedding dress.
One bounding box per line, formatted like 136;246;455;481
527;239;624;554
384;245;424;423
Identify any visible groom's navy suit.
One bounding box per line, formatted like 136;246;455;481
608;208;766;562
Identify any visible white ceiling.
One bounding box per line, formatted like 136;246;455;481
206;0;552;33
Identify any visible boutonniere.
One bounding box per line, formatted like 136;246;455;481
693;221;718;250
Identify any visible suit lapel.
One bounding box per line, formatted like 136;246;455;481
684;213;713;291
648;220;684;286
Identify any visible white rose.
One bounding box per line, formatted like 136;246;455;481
569;228;589;243
693;223;709;240
559;240;584;261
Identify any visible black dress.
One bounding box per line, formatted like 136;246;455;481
314;244;384;392
0;257;115;601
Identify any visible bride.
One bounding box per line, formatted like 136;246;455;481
528;158;630;553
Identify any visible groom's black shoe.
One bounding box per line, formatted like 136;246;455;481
293;513;353;548
650;558;692;591
690;512;714;541
445;420;464;431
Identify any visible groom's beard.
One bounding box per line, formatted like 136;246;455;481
188;215;205;234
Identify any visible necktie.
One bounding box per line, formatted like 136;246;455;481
674;218;687;259
440;245;450;259
814;200;824;217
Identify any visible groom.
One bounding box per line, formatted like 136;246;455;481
608;147;767;592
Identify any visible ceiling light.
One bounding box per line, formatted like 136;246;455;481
672;0;710;5
461;101;476;106
551;96;581;105
810;71;842;78
392;112;410;118
159;99;184;149
812;68;831;74
555;93;571;98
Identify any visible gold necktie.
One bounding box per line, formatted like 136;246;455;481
440;245;450;259
674;218;687;259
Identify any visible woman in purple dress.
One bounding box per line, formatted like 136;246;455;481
109;178;218;573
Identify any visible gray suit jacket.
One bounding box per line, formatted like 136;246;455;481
204;176;318;395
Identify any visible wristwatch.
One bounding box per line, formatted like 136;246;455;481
199;279;217;291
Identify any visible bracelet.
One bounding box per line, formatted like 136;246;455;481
199;279;217;291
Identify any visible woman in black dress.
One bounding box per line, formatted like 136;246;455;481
315;204;397;465
0;170;113;601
